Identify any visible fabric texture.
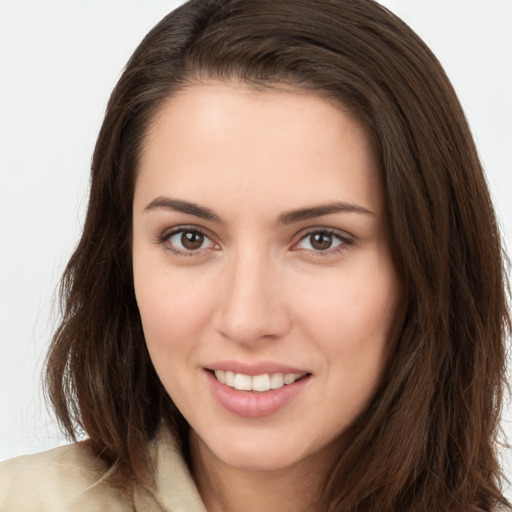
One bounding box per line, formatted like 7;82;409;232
0;428;207;512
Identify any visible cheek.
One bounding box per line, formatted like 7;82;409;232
295;253;399;404
133;273;209;403
298;263;398;348
132;254;215;373
136;279;208;346
298;270;397;428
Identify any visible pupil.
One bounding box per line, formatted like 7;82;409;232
181;231;204;250
311;233;332;250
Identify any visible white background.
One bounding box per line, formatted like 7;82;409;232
1;0;511;494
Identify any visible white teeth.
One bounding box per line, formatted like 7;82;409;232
284;373;297;385
234;373;252;391
215;369;226;384
225;371;235;386
214;370;304;392
252;374;271;392
270;373;284;389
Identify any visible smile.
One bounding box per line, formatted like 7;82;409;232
213;370;306;392
206;369;312;418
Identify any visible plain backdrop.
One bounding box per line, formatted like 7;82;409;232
1;0;511;494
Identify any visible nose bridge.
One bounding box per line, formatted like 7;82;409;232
215;245;290;344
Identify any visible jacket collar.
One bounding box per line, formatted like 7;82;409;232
133;426;207;512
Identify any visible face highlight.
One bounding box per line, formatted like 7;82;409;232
132;82;400;474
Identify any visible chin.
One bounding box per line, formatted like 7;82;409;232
218;448;303;472
194;427;323;473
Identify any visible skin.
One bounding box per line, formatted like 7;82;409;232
132;81;401;511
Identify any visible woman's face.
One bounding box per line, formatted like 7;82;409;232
132;82;400;472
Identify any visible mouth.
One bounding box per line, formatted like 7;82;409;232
210;369;309;392
205;367;312;418
204;361;313;417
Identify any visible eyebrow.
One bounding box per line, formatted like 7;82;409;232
144;197;223;223
144;196;374;224
278;202;375;224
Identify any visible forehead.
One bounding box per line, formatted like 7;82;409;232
136;81;382;217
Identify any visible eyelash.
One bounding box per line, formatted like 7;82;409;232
157;226;353;257
157;226;216;257
293;228;353;256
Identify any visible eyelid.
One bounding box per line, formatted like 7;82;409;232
291;227;354;254
155;224;354;257
157;224;219;256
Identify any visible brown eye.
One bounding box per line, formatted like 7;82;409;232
295;230;347;253
166;228;215;254
310;233;333;251
181;231;204;250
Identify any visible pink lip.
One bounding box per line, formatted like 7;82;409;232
205;369;311;418
206;359;310;376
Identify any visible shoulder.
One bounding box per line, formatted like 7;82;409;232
0;443;132;512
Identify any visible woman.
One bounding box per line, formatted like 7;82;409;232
0;0;509;510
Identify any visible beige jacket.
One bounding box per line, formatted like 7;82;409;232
0;428;207;511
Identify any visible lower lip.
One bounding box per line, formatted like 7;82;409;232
205;371;311;418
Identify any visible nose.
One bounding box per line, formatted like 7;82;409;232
213;250;292;347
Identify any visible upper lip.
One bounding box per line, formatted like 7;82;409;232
205;360;311;376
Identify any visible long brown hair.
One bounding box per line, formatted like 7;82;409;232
45;0;510;509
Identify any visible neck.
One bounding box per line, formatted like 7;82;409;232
190;432;331;512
